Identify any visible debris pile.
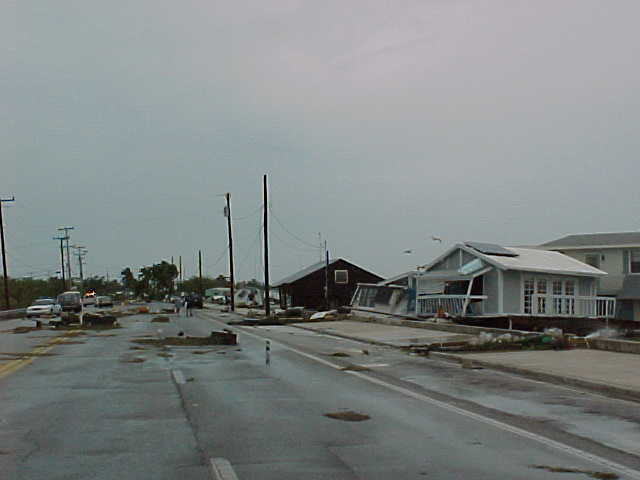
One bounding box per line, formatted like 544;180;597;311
324;411;370;422
132;330;238;347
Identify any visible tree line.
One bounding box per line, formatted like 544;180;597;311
1;258;265;309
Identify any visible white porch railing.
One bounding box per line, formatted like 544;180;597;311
529;294;616;318
416;295;487;317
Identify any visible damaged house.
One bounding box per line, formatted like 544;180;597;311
274;258;383;310
352;242;614;321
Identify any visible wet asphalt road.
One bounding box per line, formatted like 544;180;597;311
1;305;640;479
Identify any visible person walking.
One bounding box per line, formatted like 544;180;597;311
185;295;193;317
173;296;181;314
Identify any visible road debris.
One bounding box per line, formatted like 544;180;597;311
328;352;350;357
324;411;370;422
122;357;146;363
132;330;237;347
151;316;170;323
340;364;370;372
530;465;618;479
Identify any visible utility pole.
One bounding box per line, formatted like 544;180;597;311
0;196;15;310
263;175;270;316
198;249;203;295
225;193;235;312
72;245;87;291
178;256;182;285
53;236;66;291
325;242;329;310
58;226;74;288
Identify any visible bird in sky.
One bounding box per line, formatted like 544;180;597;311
402;249;413;255
430;236;442;243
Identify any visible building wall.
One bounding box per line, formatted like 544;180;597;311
482;269;500;314
430;248;475;271
555;249;625;295
503;271;522;313
280;260;382;309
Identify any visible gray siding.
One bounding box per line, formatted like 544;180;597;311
503;271;522;314
429;248;476;271
553;248;625;295
482;269;500;314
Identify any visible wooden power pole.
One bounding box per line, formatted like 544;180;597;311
225;193;235;312
263;174;270;317
198;249;203;295
0;196;15;309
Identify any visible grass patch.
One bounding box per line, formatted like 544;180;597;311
324;411;370;422
151;316;170;323
530;465;619;479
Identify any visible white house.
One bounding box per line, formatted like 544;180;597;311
352;241;614;319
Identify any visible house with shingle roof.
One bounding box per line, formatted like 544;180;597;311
542;232;640;321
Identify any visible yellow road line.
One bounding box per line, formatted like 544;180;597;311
0;330;80;379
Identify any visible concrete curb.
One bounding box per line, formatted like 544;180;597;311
429;351;640;404
292;324;401;348
294;324;640;404
0;308;26;321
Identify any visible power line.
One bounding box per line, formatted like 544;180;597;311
268;206;322;250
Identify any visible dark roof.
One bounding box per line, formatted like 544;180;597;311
543;232;640;248
273;258;382;287
619;276;640;300
273;259;338;286
465;241;518;257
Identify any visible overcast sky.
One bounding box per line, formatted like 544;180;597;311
4;0;640;283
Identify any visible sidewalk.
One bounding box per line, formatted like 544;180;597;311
292;320;473;347
293;320;640;403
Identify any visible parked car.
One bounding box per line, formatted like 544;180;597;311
57;291;82;313
211;295;226;304
95;295;114;308
83;290;97;306
26;298;62;318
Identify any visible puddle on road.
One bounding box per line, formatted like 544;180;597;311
530;465;619;479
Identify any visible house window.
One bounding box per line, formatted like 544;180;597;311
565;280;575;314
552;280;563;314
631;251;640;274
334;270;348;284
536;279;547;314
523;278;534;314
585;254;600;269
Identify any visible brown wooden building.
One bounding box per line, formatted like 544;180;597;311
274;258;383;310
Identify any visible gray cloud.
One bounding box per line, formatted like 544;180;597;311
4;0;640;282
